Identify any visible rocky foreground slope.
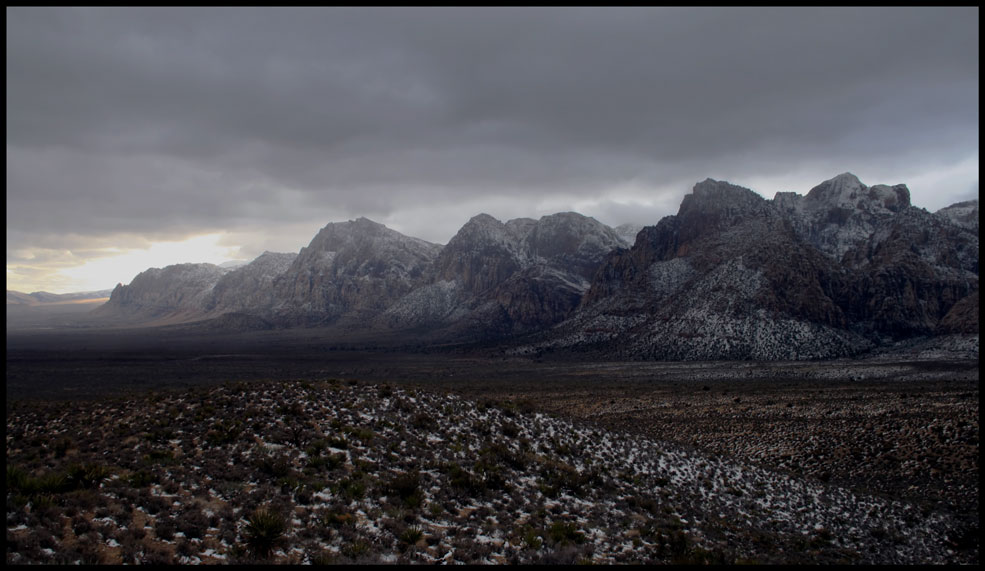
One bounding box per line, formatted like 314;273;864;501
92;173;978;359
5;380;976;564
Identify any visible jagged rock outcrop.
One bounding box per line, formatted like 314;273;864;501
837;206;978;338
773;173;911;262
80;173;976;359
384;212;627;337
93;263;229;323
524;175;978;360
271;218;442;326
432;213;528;297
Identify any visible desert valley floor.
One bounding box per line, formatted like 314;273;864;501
6;328;979;564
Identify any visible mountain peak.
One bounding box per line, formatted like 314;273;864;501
679;179;768;222
805;172;866;206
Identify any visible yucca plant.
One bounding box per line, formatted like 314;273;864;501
67;462;110;490
6;464;31;492
243;508;287;559
398;526;424;550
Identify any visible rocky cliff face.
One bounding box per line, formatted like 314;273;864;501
271;218;442;326
83;173;976;358
204;251;297;315
773;173;911;262
527;174;978;359
95;263;229;323
383;211;627;337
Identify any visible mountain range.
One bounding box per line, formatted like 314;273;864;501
87;173;978;360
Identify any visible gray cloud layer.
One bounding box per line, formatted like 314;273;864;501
6;7;979;289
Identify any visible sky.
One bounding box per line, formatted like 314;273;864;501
6;7;979;294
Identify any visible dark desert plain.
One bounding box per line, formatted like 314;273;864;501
6;324;979;564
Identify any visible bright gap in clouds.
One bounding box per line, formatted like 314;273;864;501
54;233;243;293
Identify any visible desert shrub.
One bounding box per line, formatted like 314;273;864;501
285;420;313;448
256;452;292;479
322;509;356;528
334;474;369;502
307;452;345;472
176;506;209;539
205;419;243;446
310;550;336;565
446;463;484;496
31;470;66;494
126;470;156;488
142;449;177;466
501;421;521;439
537;459;597;498
327;436;349;450
519;526;544;549
155;517;177;541
33;493;59;512
137;490;170;515
392;397;415;414
294;484;314;505
279;402;306;417
66;462;110;490
626;495;661;514
673;544;731;565
479;441;528;471
74;533;106;564
176;538;198;558
341;539;370;559
399;526;424;548
344;426;375;443
7;464;31;491
118;534;144;564
548;521;585;545
138;546;175;565
52;436;73;458
306;439;329;456
411;413;436;430
243;508;287;559
385;470;423;508
473;459;508;492
71;515;93;536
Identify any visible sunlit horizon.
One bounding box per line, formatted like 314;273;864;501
7;233;246;295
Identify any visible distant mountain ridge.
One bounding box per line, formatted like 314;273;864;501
7;289;113;305
90;173;978;359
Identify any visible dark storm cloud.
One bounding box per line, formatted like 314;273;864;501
6;7;979;289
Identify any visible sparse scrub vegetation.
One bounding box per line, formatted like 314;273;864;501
5;377;977;565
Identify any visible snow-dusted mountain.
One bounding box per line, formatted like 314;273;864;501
613;223;644;246
94;263;230;324
520;174;978;359
270;217;443;327
205;251;298;316
382;211;627;338
83;174;977;359
934;199;979;233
